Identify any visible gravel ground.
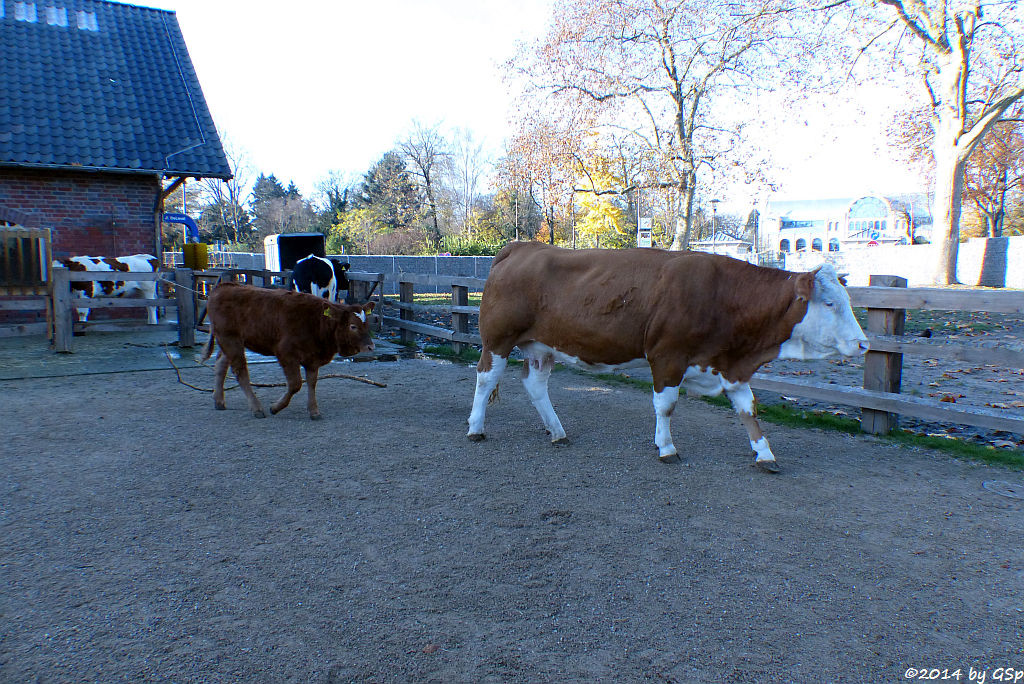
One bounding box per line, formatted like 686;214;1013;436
1;332;1023;683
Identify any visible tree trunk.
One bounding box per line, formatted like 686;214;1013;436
668;176;695;251
930;50;967;285
931;146;965;284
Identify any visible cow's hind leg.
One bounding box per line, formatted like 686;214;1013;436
221;343;265;418
304;365;322;420
725;383;779;473
652;384;681;462
270;362;303;416
213;352;230;410
467;350;508;441
521;353;567;445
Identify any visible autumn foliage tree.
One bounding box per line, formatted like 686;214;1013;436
863;0;1024;282
511;0;817;250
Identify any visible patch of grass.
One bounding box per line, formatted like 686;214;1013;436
885;431;1024;469
422;344;481;364
384;293;483;307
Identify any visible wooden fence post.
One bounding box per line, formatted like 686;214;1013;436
400;280;416;345
52;266;73;353
451;284;469;353
861;274;907;434
174;267;195;348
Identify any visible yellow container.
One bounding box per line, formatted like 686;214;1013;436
183;243;209;270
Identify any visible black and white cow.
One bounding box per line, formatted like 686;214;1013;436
291;254;351;303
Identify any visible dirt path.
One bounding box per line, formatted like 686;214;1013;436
2;354;1023;683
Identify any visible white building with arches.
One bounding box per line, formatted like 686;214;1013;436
761;194;933;256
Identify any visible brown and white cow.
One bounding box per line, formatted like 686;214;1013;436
199;282;375;419
54;254;161;324
466;242;868;472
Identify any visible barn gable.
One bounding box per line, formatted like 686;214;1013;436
0;0;230;260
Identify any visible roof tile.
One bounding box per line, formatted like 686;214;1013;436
0;0;231;179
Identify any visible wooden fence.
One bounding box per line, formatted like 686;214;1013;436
380;272;1024;437
51;267;195;352
0;226;52;338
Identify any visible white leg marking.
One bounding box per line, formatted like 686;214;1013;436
751;436;775;462
521;358;566;442
653;385;681;459
467;352;507;438
724;382;755;416
726;383;777;463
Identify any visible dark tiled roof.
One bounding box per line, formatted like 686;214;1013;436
0;0;231;179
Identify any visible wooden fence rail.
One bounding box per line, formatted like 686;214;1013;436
380;272;1024;437
51;267;195;352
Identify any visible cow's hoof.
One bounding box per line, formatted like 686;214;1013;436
215;403;226;411
551;437;570;446
310;413;322;421
467;433;486;442
753;459;781;474
253;410;267;419
658;453;681;464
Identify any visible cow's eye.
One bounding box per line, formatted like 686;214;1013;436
824;300;835;308
350;324;358;331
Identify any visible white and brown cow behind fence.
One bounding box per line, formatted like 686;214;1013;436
53;254;161;324
467;242;868;472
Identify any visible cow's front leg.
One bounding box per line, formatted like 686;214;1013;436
304;365;321;420
725;383;779;473
652;384;681;462
521;354;567;445
467;351;507;441
271;363;303;416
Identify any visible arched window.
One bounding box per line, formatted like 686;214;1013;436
795;238;807;252
780;239;790;253
812;238;823;251
829;239;840;252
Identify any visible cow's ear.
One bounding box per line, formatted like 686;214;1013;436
340;262;351;272
794;271;815;302
363;301;375;314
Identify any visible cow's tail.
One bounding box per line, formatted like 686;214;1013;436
488;384;500;406
197;324;216;364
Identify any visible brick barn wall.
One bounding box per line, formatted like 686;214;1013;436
0;168;163;328
0;168;161;259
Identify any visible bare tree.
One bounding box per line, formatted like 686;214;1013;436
399;121;451;249
451;128;488;238
866;1;1024;283
198;132;255;244
513;0;816;250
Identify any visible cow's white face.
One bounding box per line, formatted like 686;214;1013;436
778;264;868;360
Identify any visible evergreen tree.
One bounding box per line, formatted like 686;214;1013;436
355;151;423;231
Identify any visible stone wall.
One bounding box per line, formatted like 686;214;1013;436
781;236;1024;288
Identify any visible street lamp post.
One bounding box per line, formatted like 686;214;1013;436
711;199;720;254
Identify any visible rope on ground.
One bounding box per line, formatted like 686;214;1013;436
163;344;387;392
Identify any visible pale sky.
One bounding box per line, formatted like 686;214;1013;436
146;0;553;198
146;0;924;212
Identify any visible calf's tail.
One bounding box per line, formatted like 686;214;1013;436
198;324;216;363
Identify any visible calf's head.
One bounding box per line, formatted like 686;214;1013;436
326;301;376;356
778;264;868;360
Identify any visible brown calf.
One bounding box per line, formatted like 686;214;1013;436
199;282;375;419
